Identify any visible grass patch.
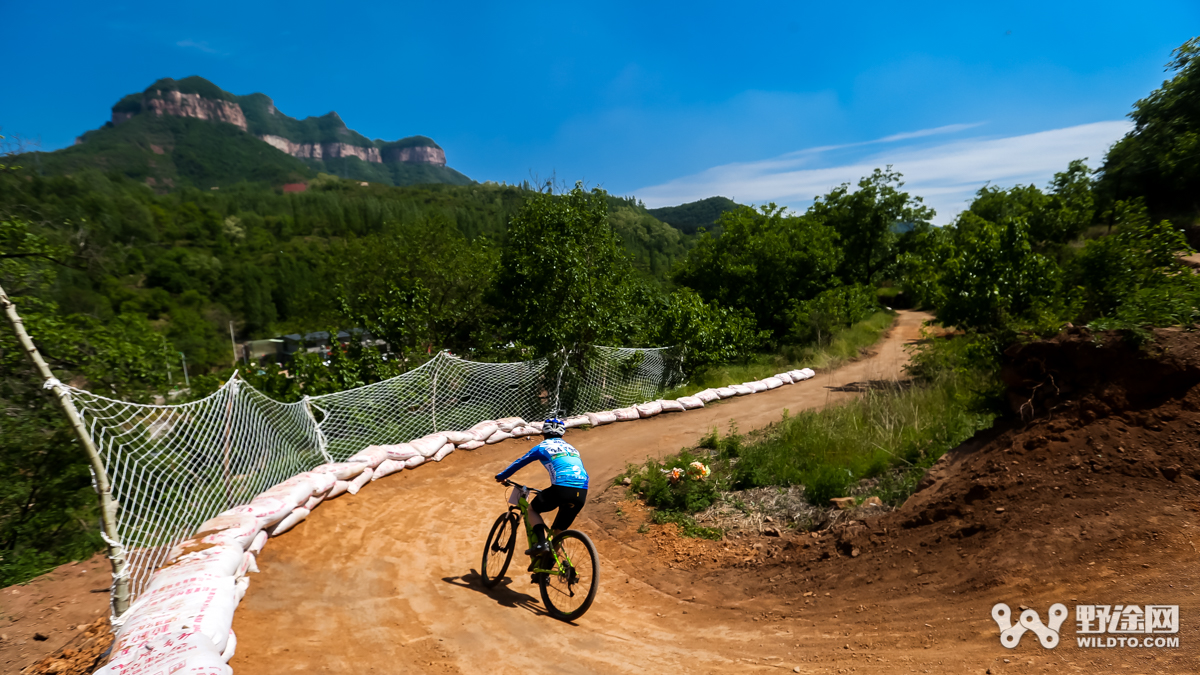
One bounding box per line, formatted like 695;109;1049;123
623;333;1003;529
650;511;724;540
665;310;896;399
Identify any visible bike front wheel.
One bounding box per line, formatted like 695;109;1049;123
538;529;600;621
481;511;518;588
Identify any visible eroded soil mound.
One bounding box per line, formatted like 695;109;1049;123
599;326;1200;603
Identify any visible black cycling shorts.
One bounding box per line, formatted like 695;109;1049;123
530;485;588;532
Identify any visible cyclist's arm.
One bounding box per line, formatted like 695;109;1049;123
495;444;546;481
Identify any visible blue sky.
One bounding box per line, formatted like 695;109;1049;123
4;2;1197;221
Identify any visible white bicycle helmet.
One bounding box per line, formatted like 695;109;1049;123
542;417;566;438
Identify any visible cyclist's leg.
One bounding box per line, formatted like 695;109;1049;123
549;487;588;533
528;487;565;552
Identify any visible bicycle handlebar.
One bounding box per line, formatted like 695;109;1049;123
501;479;541;494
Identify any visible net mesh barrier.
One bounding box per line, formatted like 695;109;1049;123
66;347;683;598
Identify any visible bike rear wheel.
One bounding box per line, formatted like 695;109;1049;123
538;530;600;621
481;511;518;588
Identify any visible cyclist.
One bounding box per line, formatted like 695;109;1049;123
494;417;589;576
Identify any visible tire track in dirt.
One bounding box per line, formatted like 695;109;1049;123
229;311;932;674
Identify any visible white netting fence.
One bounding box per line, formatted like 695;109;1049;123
67;347;684;599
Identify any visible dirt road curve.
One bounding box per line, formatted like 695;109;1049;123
230;311;931;674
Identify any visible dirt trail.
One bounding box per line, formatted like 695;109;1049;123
229;311;931;674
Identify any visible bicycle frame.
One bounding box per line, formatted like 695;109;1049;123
506;482;572;576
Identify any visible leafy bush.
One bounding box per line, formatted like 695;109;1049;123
619;449;724;514
787;284;880;345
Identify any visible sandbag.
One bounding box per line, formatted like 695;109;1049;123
441;430;475;444
103;631;232;675
526;420;545;432
257;478;313;508
404;455;426;469
234;552;255;578
775;372;794;384
486;429;514;444
303;493;324;511
657;399;686;413
635;401;663;418
433;443;455;462
496;416;526;432
457;439;485;450
235;576;249;603
221;630;236;662
585;411;617;426
800;367;815;379
310;461;369;481
380;443;420;462
612;407;640;422
729;384;753;396
158;544;243;581
509;425;539;437
221;497;291;530
117;576;237;654
247;531;267;555
371;459;405;480
715;386;738;398
564;415;590;428
326;480;350;499
763;377;784;390
694;389;720;404
743;380;767;393
346;467;374;495
267;507;310;535
676;396;704;410
346;446;388;469
411;434;448;458
195;514;259;550
469;421;499;440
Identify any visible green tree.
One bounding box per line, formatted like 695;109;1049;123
807;167;934;286
968;160;1095;249
673;204;841;339
934;212;1061;333
1070;200;1197;323
1099;37;1200;216
635;287;768;372
491;183;638;355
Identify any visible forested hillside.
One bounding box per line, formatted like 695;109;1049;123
648;196;741;234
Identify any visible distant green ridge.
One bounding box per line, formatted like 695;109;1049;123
648;196;742;234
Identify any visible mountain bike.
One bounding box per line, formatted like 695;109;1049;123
480;480;600;621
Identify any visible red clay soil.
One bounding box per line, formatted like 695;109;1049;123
0;554;112;673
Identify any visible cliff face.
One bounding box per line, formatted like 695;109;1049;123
105;77;445;168
258;135;382;163
382;145;446;166
140;90;248;130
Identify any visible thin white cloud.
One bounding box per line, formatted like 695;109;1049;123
636;121;1132;224
176;39;223;55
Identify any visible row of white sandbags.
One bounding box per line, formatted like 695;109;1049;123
571;368;817;424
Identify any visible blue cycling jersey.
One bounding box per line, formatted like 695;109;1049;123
496;438;589;489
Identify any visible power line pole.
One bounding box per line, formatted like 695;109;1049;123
229;321;238;366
